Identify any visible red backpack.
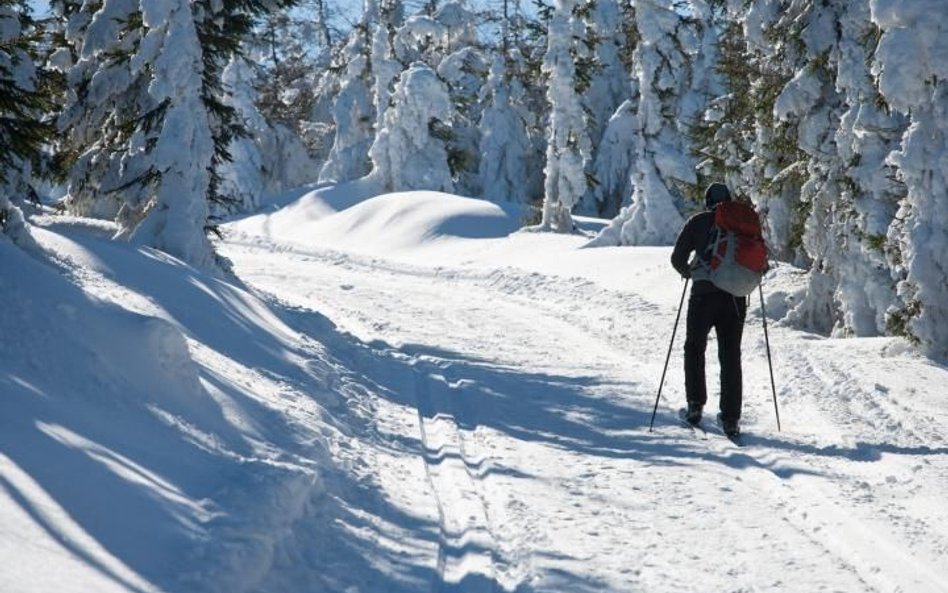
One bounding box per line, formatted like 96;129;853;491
705;201;768;296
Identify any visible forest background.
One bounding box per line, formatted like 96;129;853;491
1;0;946;360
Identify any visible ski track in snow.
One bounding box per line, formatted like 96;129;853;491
221;233;948;593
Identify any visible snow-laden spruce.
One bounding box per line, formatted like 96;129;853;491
575;0;629;216
115;0;216;268
734;0;808;264
785;0;906;338
872;0;948;358
773;1;849;335
371;15;401;134
0;1;46;250
369;63;454;193
53;0;146;221
589;99;638;218
219;58;267;214
826;0;905;338
534;0;590;233
393;2;486;197
319;29;375;184
588;1;705;246
478;56;533;204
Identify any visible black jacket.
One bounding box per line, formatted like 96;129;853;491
671;210;721;295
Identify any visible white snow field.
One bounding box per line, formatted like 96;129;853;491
3;184;948;593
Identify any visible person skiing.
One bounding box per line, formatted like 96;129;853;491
670;182;747;437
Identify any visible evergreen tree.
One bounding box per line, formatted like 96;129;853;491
588;0;703;246
578;0;632;216
872;0;948;358
737;0;809;263
319;22;375;183
54;0;296;269
534;0;590;233
689;16;752;192
478;55;532;203
0;1;52;247
589;98;638;218
830;1;905;337
250;1;341;165
392;1;486;196
770;0;848;334
368;62;454;192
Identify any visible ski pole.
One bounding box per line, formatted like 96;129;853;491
649;279;689;432
758;283;781;431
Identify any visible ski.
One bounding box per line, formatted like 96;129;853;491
677;408;708;439
715;413;744;447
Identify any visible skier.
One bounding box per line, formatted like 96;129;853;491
670;182;746;437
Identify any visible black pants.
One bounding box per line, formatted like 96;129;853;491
684;290;747;421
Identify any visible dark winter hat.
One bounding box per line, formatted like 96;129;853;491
704;182;732;209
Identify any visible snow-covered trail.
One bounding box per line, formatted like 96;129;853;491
222;226;948;592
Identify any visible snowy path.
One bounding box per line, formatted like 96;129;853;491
221;232;948;593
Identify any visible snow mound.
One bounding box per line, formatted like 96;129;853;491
0;224;346;593
232;188;522;254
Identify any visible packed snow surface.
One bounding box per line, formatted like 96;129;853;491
4;183;948;593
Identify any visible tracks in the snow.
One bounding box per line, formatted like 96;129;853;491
410;359;502;593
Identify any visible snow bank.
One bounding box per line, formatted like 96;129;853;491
0;223;341;593
230;187;522;255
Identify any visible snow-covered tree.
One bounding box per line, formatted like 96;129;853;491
772;0;849;334
368;62;454;192
52;0;145;220
319;25;375;184
737;0;809;263
779;0;907;338
371;0;404;132
689;15;752;193
54;0;295;268
589;97;638;218
218;58;267;213
588;1;702;246
872;0;948;357
577;0;634;216
393;2;487;196
0;1;50;248
829;1;905;337
534;0;590;233
478;55;533;203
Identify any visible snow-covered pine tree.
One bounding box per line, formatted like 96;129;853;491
588;0;703;246
252;0;337;159
688;13;752;193
770;0;849;335
533;0;590;233
577;0;633;217
55;0;295;269
830;1;905;337
319;22;375;184
589;97;638;219
393;1;486;196
478;55;533;203
495;0;549;210
872;0;948;358
585;0;638;218
52;0;142;220
218;57;266;213
785;0;908;338
371;0;404;133
368;62;454;192
0;0;51;247
737;0;809;264
224;49;317;202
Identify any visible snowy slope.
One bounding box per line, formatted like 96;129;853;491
3;185;948;593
